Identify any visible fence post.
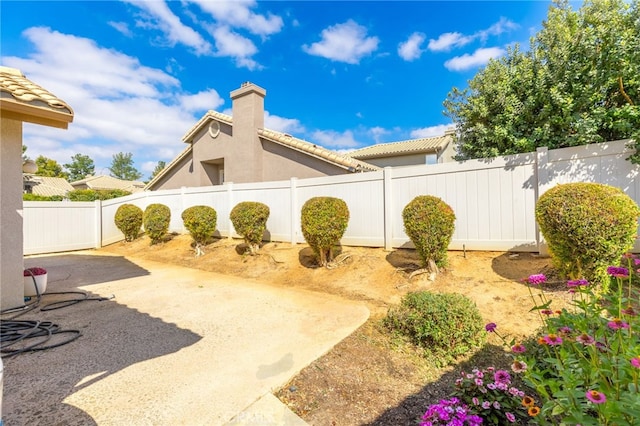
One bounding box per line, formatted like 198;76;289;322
94;199;102;249
383;167;393;251
535;147;549;255
226;181;234;239
290;177;298;246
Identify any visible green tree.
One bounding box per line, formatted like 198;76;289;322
34;155;68;178
64;153;95;182
149;160;166;180
109;152;142;181
445;0;640;160
22;145;28;161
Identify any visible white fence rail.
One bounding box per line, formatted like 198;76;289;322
23;139;640;255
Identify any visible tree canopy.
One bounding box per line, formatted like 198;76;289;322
444;0;639;161
109;152;142;181
34;155;68;178
149;160;166;181
64;153;95;182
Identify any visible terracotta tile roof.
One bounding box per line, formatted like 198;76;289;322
0;66;73;128
23;175;74;197
71;175;145;193
182;110;232;142
258;129;380;172
347;134;453;159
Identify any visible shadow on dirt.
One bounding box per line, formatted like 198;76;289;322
385;249;421;270
366;344;523;425
298;246;344;269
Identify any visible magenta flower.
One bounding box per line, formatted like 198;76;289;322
607;318;630;330
541;309;554;316
485;322;497;333
567;279;589;287
475;378;483;387
631;357;640;368
576;333;595;346
511;343;526;353
494;370;511;385
586;390;606;404
558;326;572;334
543;334;563;345
527;274;547;285
606;266;629;278
506;412;516;423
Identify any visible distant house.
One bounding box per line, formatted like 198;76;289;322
23;174;74;197
146;82;456;191
71;175;145;193
346;130;456;167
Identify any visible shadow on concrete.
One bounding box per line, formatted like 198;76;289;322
366;344;516;425
4;254;202;425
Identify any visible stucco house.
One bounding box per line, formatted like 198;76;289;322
71;174;145;193
346;129;456;167
1;66;73;310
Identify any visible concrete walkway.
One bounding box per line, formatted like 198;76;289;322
3;251;369;425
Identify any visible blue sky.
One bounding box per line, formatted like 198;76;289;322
2;1;552;179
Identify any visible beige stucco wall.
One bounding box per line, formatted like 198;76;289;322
1;117;26;310
363;153;437;168
261;140;347;179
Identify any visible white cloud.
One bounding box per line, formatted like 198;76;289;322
264;112;305;134
427;32;473;52
190;0;283;36
444;47;505;71
311;130;360;149
209;25;260;70
428;17;518;52
108;21;133;38
124;0;211;55
3;27;214;175
410;124;453;139
178;89;224;113
369;126;389;143
303;20;379;64
398;32;426;61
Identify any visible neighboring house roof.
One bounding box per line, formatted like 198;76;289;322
71;175;145;193
0;66;73;128
258;129;380;172
23;175;74;197
346;134;453;160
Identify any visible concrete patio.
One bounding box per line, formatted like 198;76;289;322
2;251;369;425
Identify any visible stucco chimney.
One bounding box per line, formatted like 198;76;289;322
229;82;266;182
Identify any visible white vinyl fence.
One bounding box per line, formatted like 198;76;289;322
23;139;640;255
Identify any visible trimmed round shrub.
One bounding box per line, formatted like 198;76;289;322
115;204;143;242
230;201;270;254
181;205;217;246
301;197;349;266
536;182;640;287
402;195;456;268
143;203;171;245
383;291;485;366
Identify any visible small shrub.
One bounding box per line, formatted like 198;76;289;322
143;203;171;245
230;201;270;254
383;291;485;366
68;189;131;201
181;205;217;247
402;195;456;268
300;197;349;266
114;204;143;242
535;182;640;287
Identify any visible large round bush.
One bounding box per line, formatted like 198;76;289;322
143;203;171;245
383;291;485;366
114;204;143;242
230;201;270;254
536;182;639;287
402;195;456;268
181;205;217;246
301;197;349;266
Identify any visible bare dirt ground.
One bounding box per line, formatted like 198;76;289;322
100;234;567;425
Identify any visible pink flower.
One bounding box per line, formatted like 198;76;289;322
472;397;479;405
631;357;640;368
494;370;511;385
527;274;547;285
543;334;563;345
24;267;47;276
607;318;630;330
558;326;572;334
475;378;483;387
482;401;491;409
493;401;501;409
506;412;516;423
576;333;595;346
485;323;497;332
606;266;629;278
541;309;553;316
511;360;527;373
511;343;526;353
586;390;606;404
567;279;589;287
621;306;637;316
